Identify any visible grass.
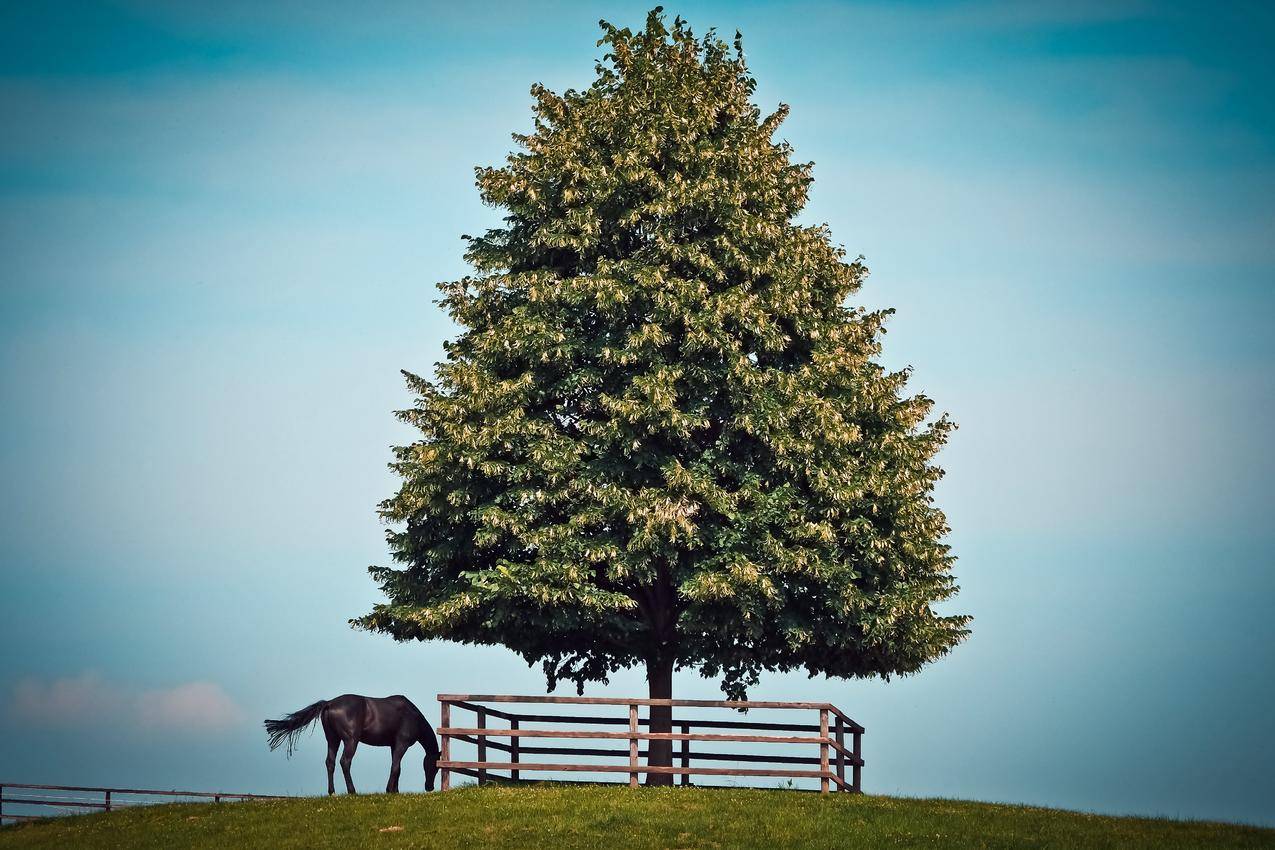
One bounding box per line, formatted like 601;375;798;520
2;784;1273;849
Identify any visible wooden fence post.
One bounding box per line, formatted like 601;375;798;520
510;717;520;782
819;709;829;794
835;717;845;792
477;707;488;785
628;703;639;789
440;700;451;792
679;722;690;786
852;726;862;794
425;694;862;792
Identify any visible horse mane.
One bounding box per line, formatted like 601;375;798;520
414;705;441;760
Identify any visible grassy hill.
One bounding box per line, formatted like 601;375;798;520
2;785;1272;849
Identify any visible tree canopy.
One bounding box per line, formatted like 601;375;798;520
354;8;969;710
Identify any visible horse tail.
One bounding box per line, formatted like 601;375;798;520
264;700;327;758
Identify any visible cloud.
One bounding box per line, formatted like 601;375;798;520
10;672;126;724
9;673;242;732
137;681;243;730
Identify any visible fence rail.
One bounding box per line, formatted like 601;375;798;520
0;783;285;824
436;694;863;794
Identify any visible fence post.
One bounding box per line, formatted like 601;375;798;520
104;790;112;813
679;722;690;786
628;703;639;789
511;717;520;782
477;707;488;785
1;783;5;822
440;699;451;792
852;725;862;794
835;717;846;792
819;709;830;794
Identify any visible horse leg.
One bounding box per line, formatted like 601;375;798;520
387;740;409;793
321;709;340;796
340;737;359;794
325;739;338;796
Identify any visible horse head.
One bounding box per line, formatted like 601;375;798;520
424;751;439;791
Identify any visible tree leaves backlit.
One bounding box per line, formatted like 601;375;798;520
353;8;970;700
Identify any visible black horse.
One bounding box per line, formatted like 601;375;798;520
265;694;440;794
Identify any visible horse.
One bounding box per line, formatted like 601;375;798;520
265;694;440;795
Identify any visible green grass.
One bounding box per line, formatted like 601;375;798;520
2;785;1272;849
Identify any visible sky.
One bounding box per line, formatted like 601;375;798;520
1;0;1273;827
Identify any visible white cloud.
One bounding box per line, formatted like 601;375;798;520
10;673;242;732
137;681;243;730
10;673;127;725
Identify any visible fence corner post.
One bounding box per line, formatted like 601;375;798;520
511;717;520;782
628;703;639;789
679;722;690;786
819;709;830;795
852;724;863;794
440;699;452;792
835;716;846;792
477;707;488;785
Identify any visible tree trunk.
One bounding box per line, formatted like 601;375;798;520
645;656;674;786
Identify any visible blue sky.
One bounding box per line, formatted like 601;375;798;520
1;0;1272;826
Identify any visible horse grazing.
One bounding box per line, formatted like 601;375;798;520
265;694;440;795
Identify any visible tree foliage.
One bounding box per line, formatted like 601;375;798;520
354;8;969;701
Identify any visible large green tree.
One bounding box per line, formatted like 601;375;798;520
355;8;969;780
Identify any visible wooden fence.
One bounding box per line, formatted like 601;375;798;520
0;783;285;823
437;694;863;794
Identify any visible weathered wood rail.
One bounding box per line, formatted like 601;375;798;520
0;782;284;823
437;694;863;794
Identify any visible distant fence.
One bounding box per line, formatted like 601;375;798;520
437;694;863;794
0;783;285;823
